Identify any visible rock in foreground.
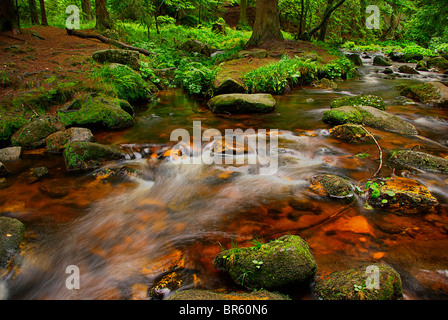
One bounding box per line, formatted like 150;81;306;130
11;116;65;149
208;93;276;114
314;264;403;300
0;217;25;268
167;289;290;300
63;142;123;172
389;150;448;174
214;235;317;290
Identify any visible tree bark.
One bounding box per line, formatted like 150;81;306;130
0;0;19;31
239;0;248;26
95;0;113;30
28;0;39;24
39;0;48;26
246;0;283;47
298;0;305;37
81;0;94;21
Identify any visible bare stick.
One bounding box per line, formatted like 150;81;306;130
360;125;382;178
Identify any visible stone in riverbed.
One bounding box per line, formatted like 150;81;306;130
19;166;49;184
63;141;124;172
0;147;21;161
58;93;135;130
329;124;370;142
314;263;403;300
0;216;25;268
330;94;385;110
398;81;448;108
366;176;439;214
214;235;317;290
310;174;354;199
427;57;448;72
11;116;65;149
208;93;276;114
0;162;9;176
167;289;290;300
398;65;420;74
346;53;363;66
373;55;392;66
389;150;448;174
46;127;94;153
323;105;418;135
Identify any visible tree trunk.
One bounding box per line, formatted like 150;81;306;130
39;0;48;26
81;0;94;21
246;0;283;47
28;0;39;24
239;0;248;26
0;0;19;31
298;0;305;37
95;0;113;30
298;0;346;41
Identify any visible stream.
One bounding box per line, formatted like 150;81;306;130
1;53;448;300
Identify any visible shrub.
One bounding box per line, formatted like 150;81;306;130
174;59;217;96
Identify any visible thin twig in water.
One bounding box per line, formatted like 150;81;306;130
23;103;39;117
360;125;382;178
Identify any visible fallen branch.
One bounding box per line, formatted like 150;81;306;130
66;28;154;56
360;125;383;178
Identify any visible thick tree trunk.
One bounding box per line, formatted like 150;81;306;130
298;0;305;37
239;0;248;26
95;0;113;30
81;0;94;21
39;0;48;26
246;0;283;47
0;0;19;31
29;0;40;24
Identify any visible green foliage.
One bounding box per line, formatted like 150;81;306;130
174;59;217;96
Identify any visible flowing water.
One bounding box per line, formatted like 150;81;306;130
1;54;448;300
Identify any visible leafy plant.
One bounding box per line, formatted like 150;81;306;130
174;59;217;96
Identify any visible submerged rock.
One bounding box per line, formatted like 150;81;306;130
11;116;65;149
310;174;354;198
208;93;276;114
58;93;135;130
214;235;317;290
323;105;418;135
167;289;290;300
314;263;403;300
366;176;439;214
19;166;50;184
46;127;94;153
330;95;385;110
0;216;25;268
329;124;370;142
39;179;70;198
92;49;141;70
389;150;448;174
63;141;124;172
0;147;21;161
398;81;448;107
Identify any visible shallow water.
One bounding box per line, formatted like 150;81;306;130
1;54;448;300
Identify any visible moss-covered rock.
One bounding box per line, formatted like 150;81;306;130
311;78;337;90
58;93;135;130
346;53;363;66
398;81;448;107
366;176;439;214
63;141;124;172
389;150;448;174
19;166;50;184
208;93;276;114
0;216;25;268
398;65;419;75
167;289;290;300
214;77;247;95
11;116;65;149
310;174;354;199
416;60;429;71
330;95;385;110
329;124;370;142
214;235;317;290
46;127;94;153
0;147;21;161
323;105;418;135
181;39;212;57
92;49;141;70
373;56;392;67
427;57;448;72
0;114;28;145
314;264;403;300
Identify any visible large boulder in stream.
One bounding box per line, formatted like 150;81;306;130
389;150;448;174
330;95;385;110
208;93;276;114
323;105;418;135
398;81;448;108
0;216;25;268
0;147;21;161
46;127;94;153
11;115;65;149
63;141;124;172
373;55;392;67
58;93;135;130
366;176;439;214
314;263;403;300
427;57;448;72
214;235;317;290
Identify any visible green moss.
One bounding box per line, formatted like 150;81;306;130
322;106;363;125
330;95;385;110
389;150;448;174
63;141;123;171
0;216;25;268
310;174;354;198
398;83;440;103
